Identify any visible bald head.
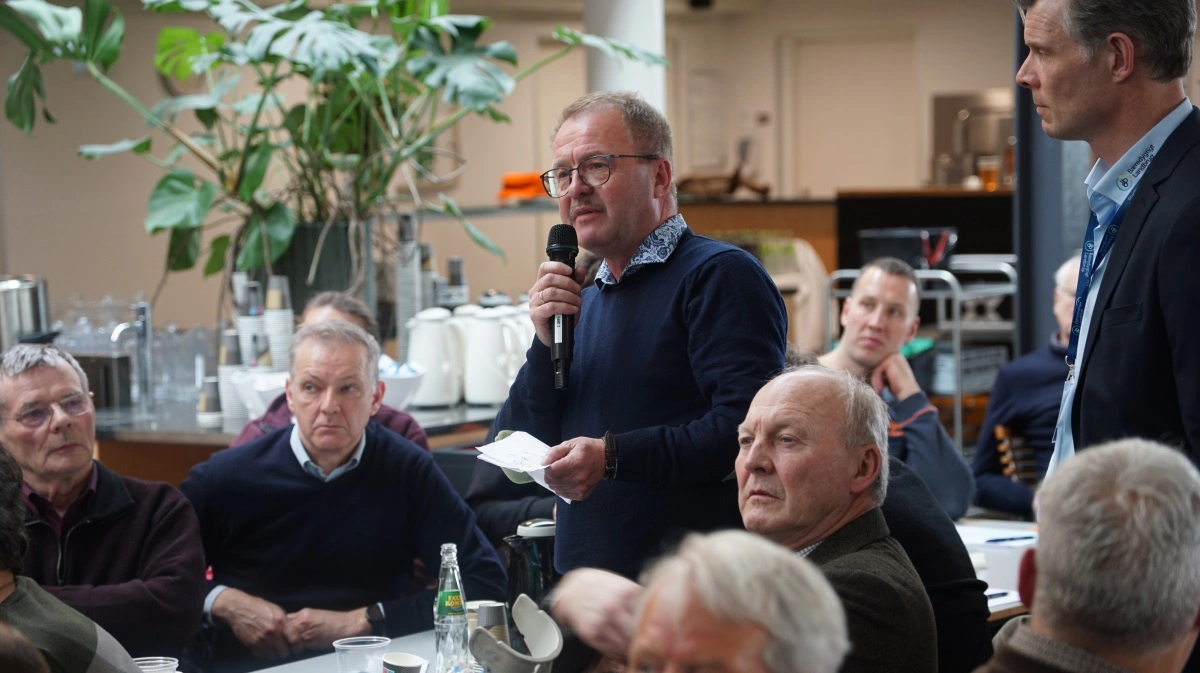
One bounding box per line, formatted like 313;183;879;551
735;367;889;550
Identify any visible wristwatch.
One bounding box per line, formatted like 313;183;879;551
366;603;386;637
603;431;619;480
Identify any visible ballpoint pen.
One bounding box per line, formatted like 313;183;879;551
984;535;1036;543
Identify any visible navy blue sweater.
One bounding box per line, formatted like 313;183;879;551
972;341;1067;518
495;229;788;578
180;422;506;671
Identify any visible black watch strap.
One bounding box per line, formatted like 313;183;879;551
366;602;386;637
603;431;618;480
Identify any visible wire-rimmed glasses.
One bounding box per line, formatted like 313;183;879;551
540;154;659;198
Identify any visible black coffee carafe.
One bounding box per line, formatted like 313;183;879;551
503;518;560;607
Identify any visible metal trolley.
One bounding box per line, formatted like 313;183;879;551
825;255;1018;454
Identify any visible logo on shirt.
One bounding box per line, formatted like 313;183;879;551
1126;143;1156;181
1117;173;1133;191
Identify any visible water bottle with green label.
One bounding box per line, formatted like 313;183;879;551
434;543;468;673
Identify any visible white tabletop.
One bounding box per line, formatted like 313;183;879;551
956;518;1038;617
250;631;436;673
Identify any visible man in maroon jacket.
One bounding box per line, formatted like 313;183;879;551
232;291;428;450
0;344;206;659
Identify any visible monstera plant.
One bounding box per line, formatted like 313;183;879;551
0;0;664;303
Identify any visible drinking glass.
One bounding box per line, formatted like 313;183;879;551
334;636;391;673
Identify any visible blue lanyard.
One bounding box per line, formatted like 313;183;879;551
1066;194;1134;366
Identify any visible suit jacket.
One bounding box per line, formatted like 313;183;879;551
1072;107;1200;464
881;458;992;673
972;622;1135;673
808;507;938;673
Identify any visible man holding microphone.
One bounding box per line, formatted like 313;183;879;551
492;90;788;579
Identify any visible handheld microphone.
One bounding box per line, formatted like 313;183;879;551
546;224;578;390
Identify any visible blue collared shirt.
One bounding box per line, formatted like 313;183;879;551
595;214;689;285
288;423;367;482
1048;98;1193;476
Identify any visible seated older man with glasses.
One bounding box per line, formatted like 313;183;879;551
0;344;206;661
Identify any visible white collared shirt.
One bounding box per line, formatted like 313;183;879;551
1048;98;1193;477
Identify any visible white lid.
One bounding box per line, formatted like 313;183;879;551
415;307;452;321
516;518;556;538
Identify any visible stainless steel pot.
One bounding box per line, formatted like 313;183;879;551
0;275;50;351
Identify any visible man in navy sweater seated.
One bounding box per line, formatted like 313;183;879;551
972;253;1079;519
181;321;505;673
501;90;789;580
819;257;974;519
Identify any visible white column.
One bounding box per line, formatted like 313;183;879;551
583;0;667;114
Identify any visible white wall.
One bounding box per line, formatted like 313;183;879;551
718;0;1016;197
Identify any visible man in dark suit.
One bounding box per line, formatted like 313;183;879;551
1015;0;1200;471
549;367;939;673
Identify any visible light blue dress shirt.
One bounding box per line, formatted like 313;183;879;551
1047;98;1193;478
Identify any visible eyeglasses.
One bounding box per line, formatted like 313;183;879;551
540;154;659;198
2;395;92;429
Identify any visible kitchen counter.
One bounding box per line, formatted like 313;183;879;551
94;402;500;446
93;401;500;486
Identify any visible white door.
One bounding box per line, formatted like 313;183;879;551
790;35;919;198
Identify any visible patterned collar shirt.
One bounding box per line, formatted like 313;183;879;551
595;214;689;286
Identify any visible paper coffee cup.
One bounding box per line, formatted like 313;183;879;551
381;652;427;673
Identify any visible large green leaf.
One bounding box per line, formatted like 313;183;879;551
82;0;111;60
7;0;81;48
142;0;211;14
145;168;217;233
4;56;48;134
430;194;504;260
155;27;225;79
91;11;123;70
407;20;517;111
166;226;201;271
0;3;51;53
206;0;381;74
552;26;669;68
237;202;294;271
204;233;231;276
78;135;150;158
236;142;273;201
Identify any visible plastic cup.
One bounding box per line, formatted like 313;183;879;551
334;636;391;673
132;658;178;673
977;155;1002;192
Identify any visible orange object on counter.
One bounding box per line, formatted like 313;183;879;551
497;171;546;202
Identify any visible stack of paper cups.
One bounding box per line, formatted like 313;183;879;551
216;364;248;424
235;315;265;366
263;309;294;373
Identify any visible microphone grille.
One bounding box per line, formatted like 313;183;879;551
547;224;578;248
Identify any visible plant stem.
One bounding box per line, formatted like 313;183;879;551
85;63;221;174
514;44;574;83
399;104;468;163
232;59;281;197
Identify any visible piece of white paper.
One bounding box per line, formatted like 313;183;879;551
985;589;1022;612
476;431;572;503
955;525;1038;547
